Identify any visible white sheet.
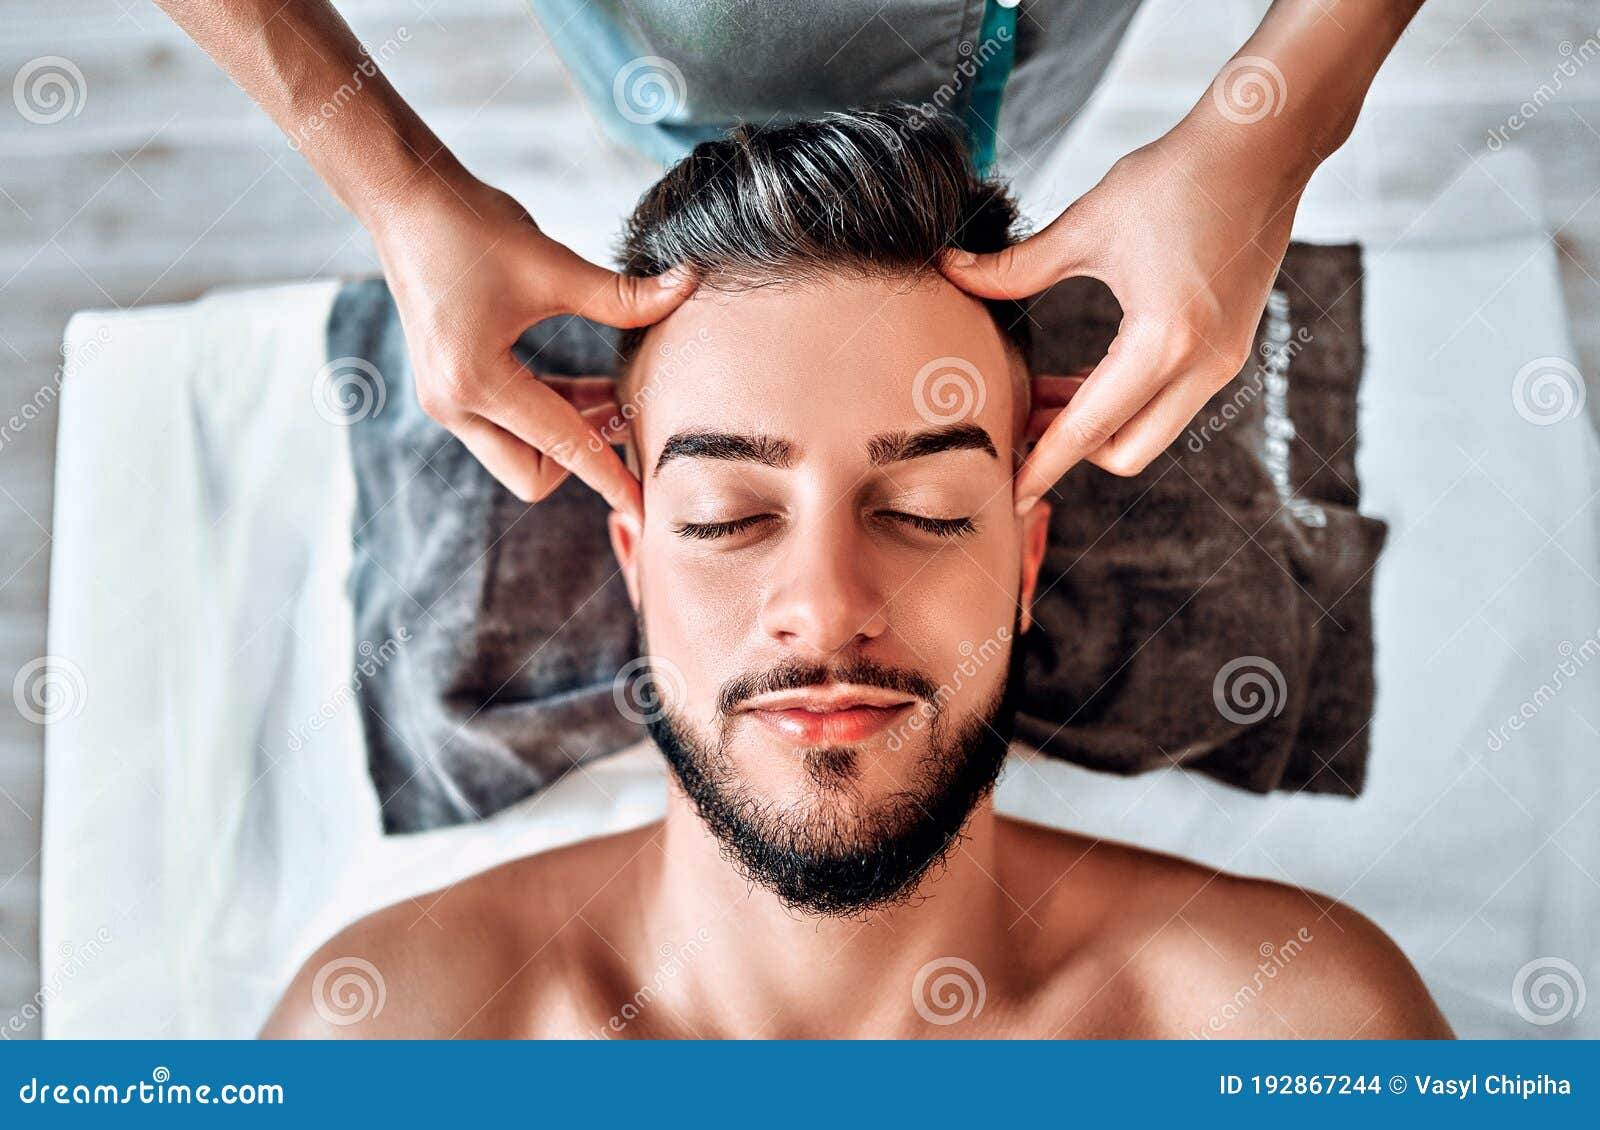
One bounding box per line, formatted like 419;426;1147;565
42;150;1600;1038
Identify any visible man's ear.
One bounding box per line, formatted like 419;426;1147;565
1016;498;1051;634
607;508;643;611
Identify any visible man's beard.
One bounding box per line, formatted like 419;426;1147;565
641;622;1024;918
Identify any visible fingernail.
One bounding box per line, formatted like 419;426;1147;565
946;250;977;269
657;266;688;289
1015;494;1039;517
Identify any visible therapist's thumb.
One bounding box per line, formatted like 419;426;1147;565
940;219;1094;300
546;238;696;329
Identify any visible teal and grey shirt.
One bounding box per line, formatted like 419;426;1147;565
523;0;1143;176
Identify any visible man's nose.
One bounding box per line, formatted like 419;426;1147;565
757;514;889;657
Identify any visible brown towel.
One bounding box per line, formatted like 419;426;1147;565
1017;243;1383;795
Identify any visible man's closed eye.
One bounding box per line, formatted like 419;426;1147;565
671;511;977;541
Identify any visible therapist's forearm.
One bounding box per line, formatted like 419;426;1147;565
153;0;469;228
1186;0;1424;185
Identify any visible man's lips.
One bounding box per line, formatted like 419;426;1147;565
738;686;918;745
746;703;914;745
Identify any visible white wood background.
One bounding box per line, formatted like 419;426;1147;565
0;0;1596;1030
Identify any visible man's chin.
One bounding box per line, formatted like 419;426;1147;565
719;723;939;807
646;693;1015;919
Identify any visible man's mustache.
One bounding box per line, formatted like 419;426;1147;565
716;657;941;715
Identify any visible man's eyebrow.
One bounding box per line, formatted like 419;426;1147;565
653;431;796;476
867;423;997;466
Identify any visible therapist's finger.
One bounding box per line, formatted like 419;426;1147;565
477;356;643;519
1084;375;1219;474
940;217;1097;300
455;405;630;508
453;414;568;503
580;401;629;442
542;237;696;329
1013;329;1169;507
1024;375;1087;443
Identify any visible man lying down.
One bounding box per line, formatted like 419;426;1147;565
265;107;1451;1040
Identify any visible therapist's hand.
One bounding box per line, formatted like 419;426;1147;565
943;112;1302;509
370;175;693;522
944;0;1422;513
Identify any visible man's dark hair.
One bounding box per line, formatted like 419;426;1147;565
615;104;1031;366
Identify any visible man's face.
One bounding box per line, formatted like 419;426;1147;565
608;275;1050;916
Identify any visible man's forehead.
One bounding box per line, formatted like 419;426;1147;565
621;276;1023;460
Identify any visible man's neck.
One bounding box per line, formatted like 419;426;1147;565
636;789;1013;1038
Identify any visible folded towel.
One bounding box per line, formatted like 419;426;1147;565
330;241;1384;833
1018;245;1384;795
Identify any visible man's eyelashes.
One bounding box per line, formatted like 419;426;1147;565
671;511;977;541
671;514;769;541
885;512;977;537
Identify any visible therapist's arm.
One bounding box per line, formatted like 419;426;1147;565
944;0;1423;510
153;0;692;519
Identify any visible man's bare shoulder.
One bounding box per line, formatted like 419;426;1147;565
998;817;1453;1039
259;823;660;1039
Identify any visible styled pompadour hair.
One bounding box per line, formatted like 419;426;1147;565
614;104;1032;367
